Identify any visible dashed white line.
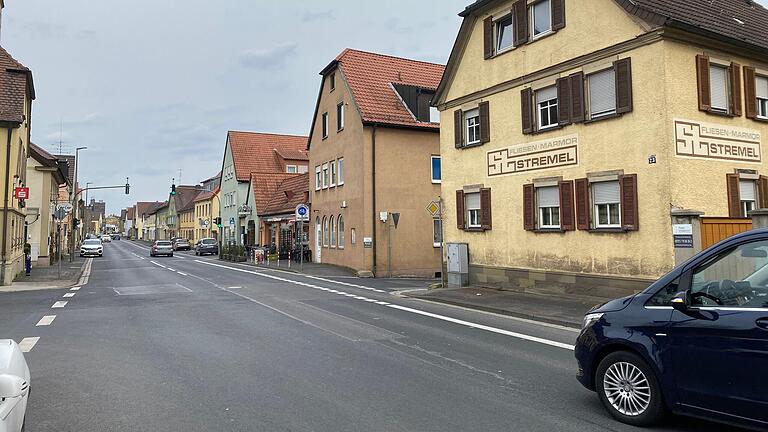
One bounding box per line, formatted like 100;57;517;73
51;301;67;308
36;315;56;326
63;292;76;298
177;272;188;276
150;261;167;269
70;286;81;291
18;337;40;352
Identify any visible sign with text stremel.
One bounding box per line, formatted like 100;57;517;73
674;119;761;163
487;134;578;177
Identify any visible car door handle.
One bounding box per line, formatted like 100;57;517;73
756;318;768;330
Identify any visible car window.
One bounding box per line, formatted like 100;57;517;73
84;239;101;245
156;241;172;246
647;277;680;306
202;239;216;245
689;239;768;308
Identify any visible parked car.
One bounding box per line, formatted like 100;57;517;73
100;235;111;243
79;238;104;257
0;339;31;432
575;228;768;430
194;238;219;256
110;233;121;240
150;240;173;257
173;238;191;251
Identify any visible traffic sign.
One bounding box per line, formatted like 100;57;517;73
426;200;441;216
295;204;310;222
56;202;74;213
229;217;235;228
54;208;66;220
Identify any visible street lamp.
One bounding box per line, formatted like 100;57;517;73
70;146;87;260
84;182;92;205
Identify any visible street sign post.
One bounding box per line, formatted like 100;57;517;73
295;204;309;222
295;204;310;271
56;202;74;213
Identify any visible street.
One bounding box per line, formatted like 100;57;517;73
1;240;746;431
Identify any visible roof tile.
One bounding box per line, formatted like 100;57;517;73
228;131;308;182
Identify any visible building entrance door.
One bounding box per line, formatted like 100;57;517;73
700;217;752;249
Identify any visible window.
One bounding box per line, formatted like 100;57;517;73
338;216;345;249
496;15;514;52
690;239;768;308
588;69;617;118
329;73;336;91
322;112;329;138
432;218;443;247
337;158;344;185
536;86;558;129
337;102;345;131
709;64;729;113
740;180;757;216
322;217;329;247
593;181;621;228
330;160;337;187
532;0;552;38
757;75;768;119
330;216;336;247
537;186;560;229
429;107;440;123
322;163;329;189
431;156;441;183
315;166;321;191
287;165;297;174
465;192;481;228
465;108;481;145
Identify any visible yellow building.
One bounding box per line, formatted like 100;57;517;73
26;144;68;266
193;188;219;243
434;0;768;296
0;46;34;284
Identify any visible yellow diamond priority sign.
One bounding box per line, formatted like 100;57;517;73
426;201;441;217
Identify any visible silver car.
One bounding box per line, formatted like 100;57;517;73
0;340;31;432
150;240;174;257
79;239;103;257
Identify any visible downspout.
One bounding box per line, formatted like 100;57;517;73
1;126;13;284
371;124;377;276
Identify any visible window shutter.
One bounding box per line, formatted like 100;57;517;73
745;66;757;119
483;16;494;60
479;101;491;143
521;88;534;134
730;62;742;116
456;190;465;229
569;72;585;123
619;174;639;231
551;0;565;30
696;54;711;112
523;183;535;231
454;110;463;148
559;180;575;231
575;178;590;230
614;58;633;114
557;77;571;126
759;175;768;208
480;188;492;230
513;0;528;46
726;173;741;217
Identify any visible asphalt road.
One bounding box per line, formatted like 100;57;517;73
1;240;748;431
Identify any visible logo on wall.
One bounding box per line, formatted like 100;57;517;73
487;134;578;177
674;119;761;163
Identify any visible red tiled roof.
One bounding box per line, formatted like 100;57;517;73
193;188;217;203
228;131;308;182
336;49;445;129
28;142;57;166
136;201;164;217
262;173;309;216
126;207;135;220
0;46;33;124
174;186;202;212
249;172;301;214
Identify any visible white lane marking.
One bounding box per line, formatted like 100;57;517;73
36;315;56;326
195;260;572;351
167;268;175;272
18;337;40;352
62;292;76;298
70;286;81;291
301;274;387;293
228;286;242;289
150;261;167;269
52;301;67;308
177;272;188;276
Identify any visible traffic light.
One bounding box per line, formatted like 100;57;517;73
125;178;130;195
73;218;79;229
214;217;222;227
170;183;176;196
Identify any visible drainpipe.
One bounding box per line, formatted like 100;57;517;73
1;126;13;285
371;124;377;276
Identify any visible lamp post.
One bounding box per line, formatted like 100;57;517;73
70;146;86;261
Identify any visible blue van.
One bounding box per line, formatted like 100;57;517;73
575;228;768;430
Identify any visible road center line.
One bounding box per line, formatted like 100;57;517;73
62;292;76;298
36;315;56;326
70;286;81;291
18;337;40;353
52;301;67;308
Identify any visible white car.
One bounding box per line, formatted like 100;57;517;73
0;340;30;432
80;239;103;257
100;235;111;243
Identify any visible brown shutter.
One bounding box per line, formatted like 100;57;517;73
575;178;590;230
552;0;565;30
480;188;492;230
521;88;534;134
479;101;491;143
696;54;711;112
523;184;535;231
483;16;494;60
726;173;741;217
619;174;639;231
454;110;463;148
730;62;742;116
557;77;571;126
759;176;768;209
456;190;465;229
559;180;575;231
745;66;757;119
569;72;585;123
513;0;528;46
614;58;633;114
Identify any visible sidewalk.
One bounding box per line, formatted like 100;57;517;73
4;256;86;292
405;286;612;328
254;259;357;277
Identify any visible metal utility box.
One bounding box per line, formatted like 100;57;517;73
446;242;469;287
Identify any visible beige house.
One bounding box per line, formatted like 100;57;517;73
26;143;68;265
434;0;768;296
308;49;445;277
193;188;219;243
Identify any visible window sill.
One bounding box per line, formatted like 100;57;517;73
433;243;442;248
532;124;564;135
337;127;344;133
322;136;328;140
531;29;554;42
464;227;487;232
492;45;516;59
458;142;484;150
754;116;768;122
431;180;442;184
584;112;621;124
534;228;563;233
589;228;625;233
706;109;733;117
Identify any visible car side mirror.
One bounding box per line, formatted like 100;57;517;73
0;374;26;398
671;290;690;312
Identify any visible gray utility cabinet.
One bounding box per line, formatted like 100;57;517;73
446;243;469;287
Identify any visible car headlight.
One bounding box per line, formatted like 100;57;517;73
582;312;604;330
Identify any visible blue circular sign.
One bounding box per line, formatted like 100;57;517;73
297;205;308;216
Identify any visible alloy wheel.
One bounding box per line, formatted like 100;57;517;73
602;361;651;416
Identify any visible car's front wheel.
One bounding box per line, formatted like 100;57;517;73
595;351;664;426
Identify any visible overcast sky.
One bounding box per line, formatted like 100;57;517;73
3;0;768;214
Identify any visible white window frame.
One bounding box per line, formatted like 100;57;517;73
322;112;329;138
330;216;336;248
330;160;337;187
287;165;297;174
315;165;321;191
432;218;443;248
536;186;561;229
322;163;329;189
337;216;345;249
756;75;768;119
431;155;441;184
465;108;481;145
592;181;621;229
587;68;617;119
495;14;514;53
740;179;757;217
530;0;552;40
536;86;558;130
709;64;729;114
465;192;481;228
337;158;344;186
322;217;329;247
337;102;345;131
